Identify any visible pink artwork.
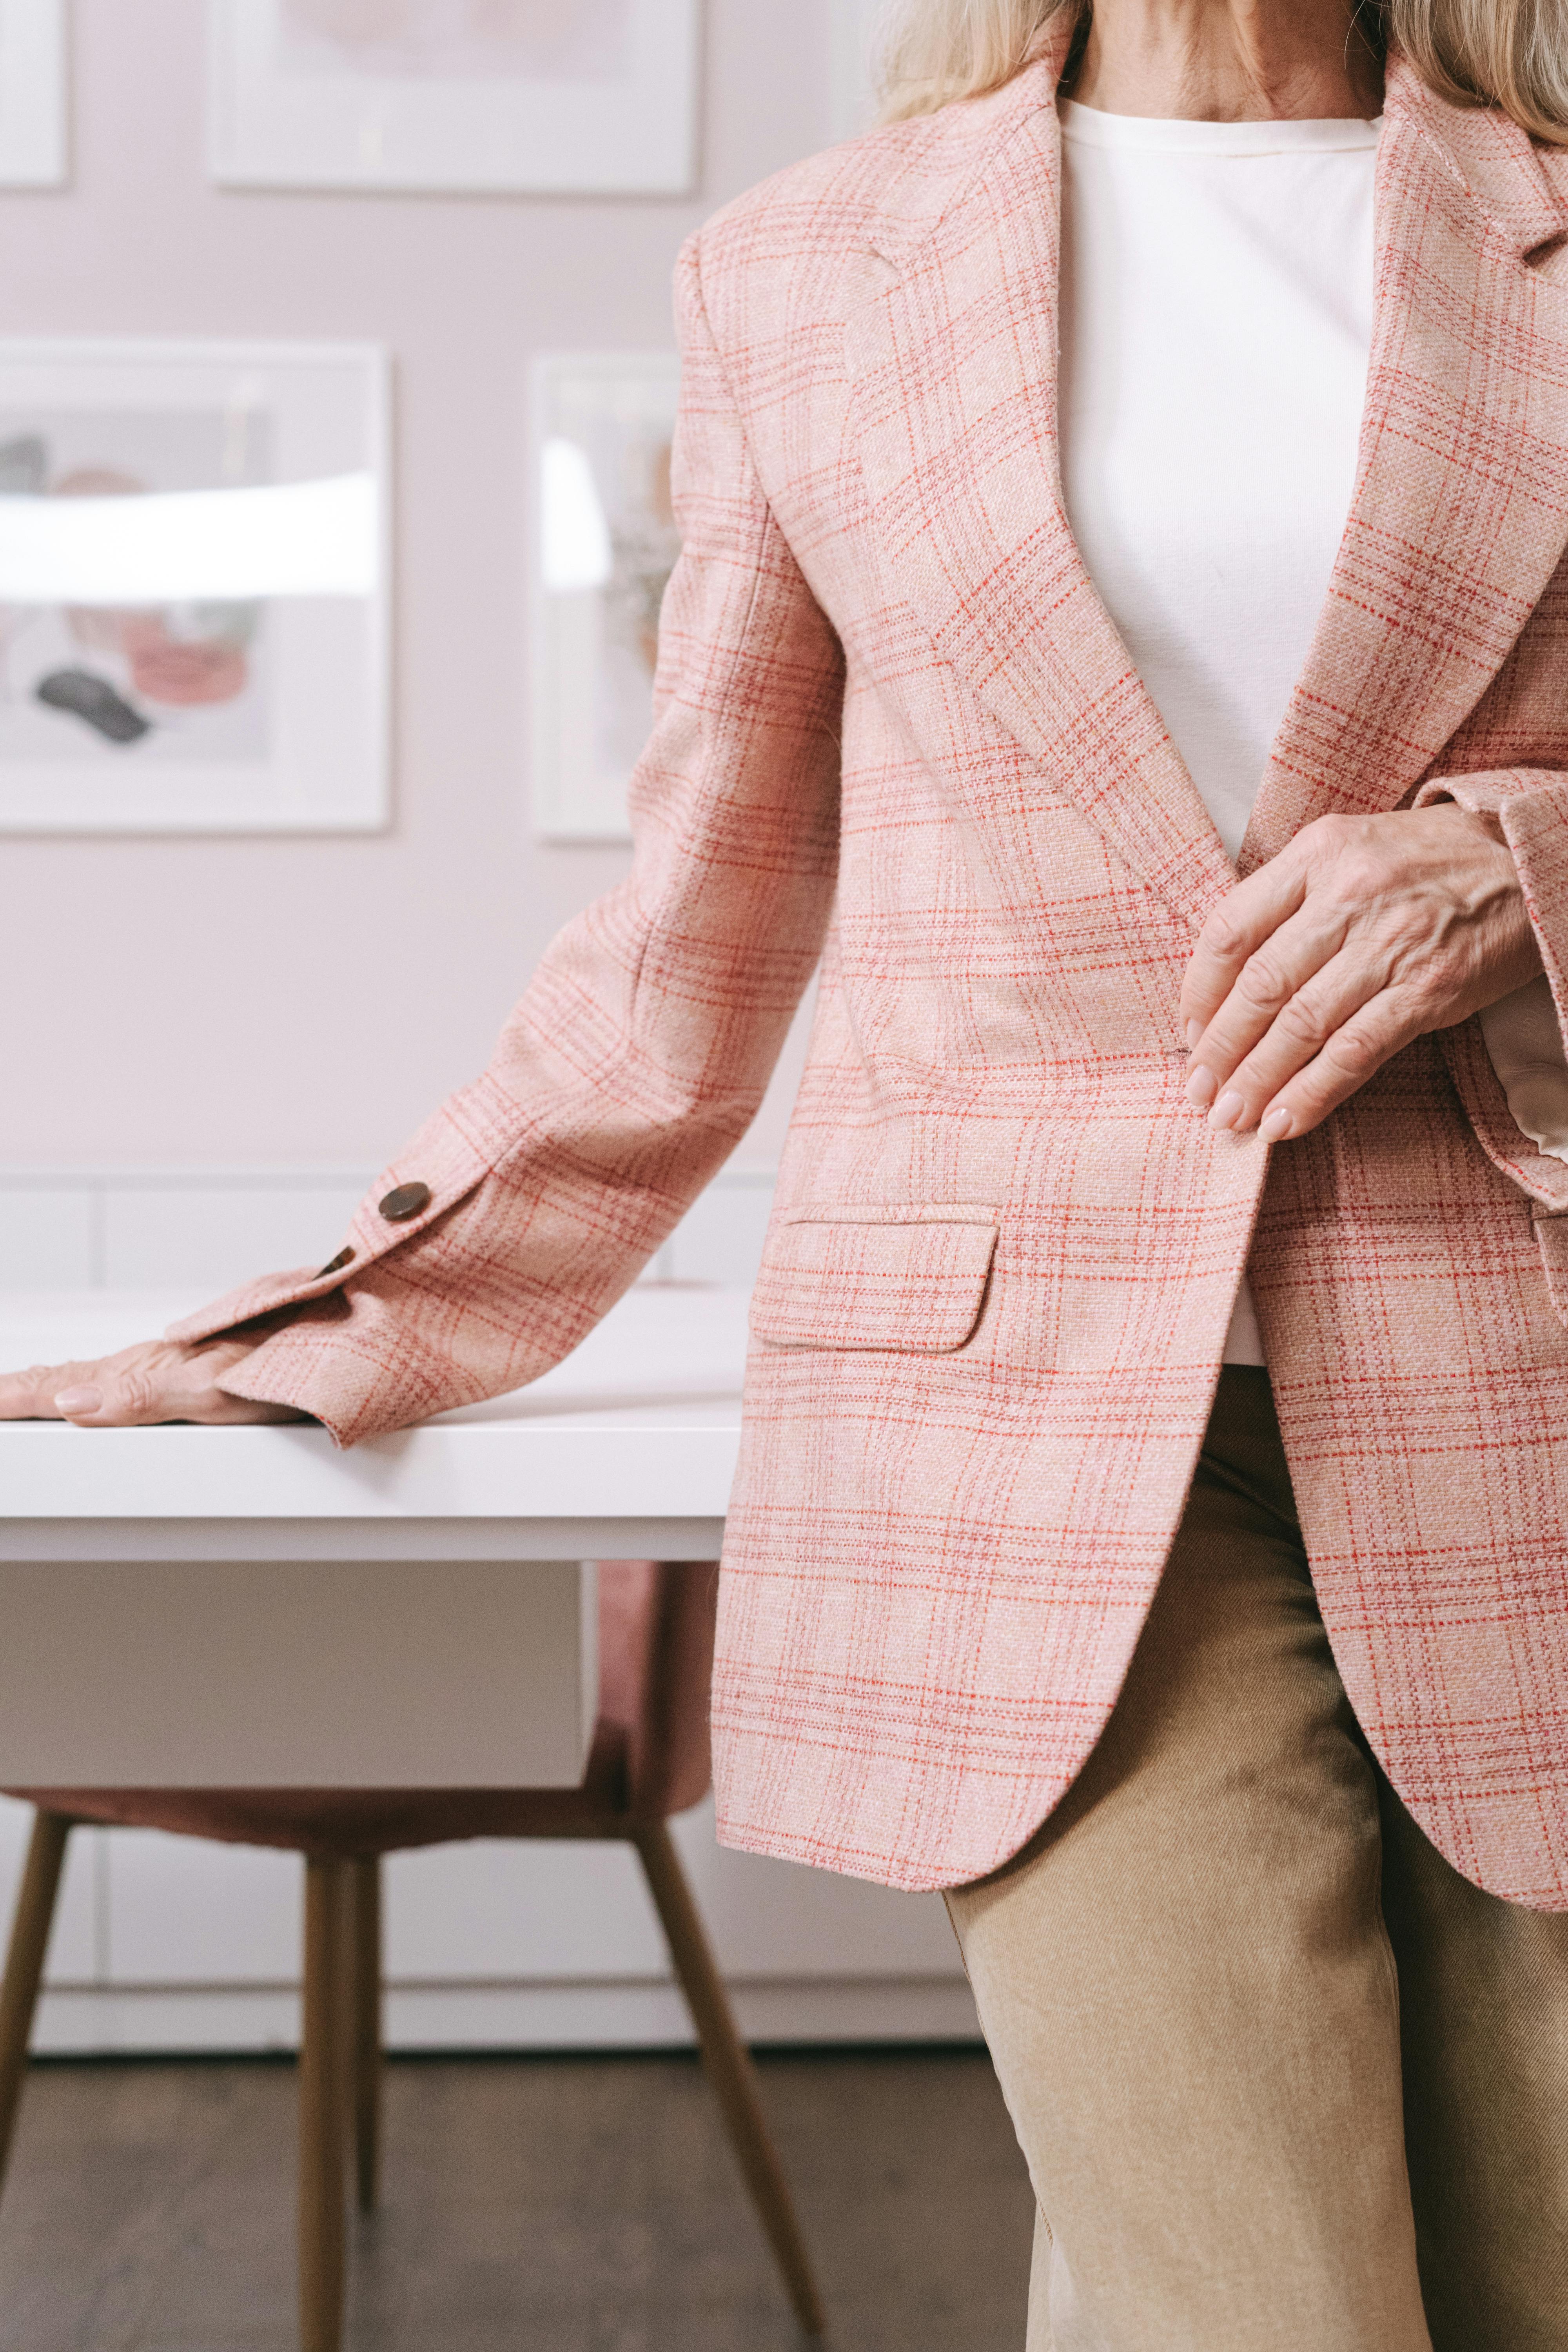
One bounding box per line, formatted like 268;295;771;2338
278;0;633;82
0;338;388;835
0;414;269;763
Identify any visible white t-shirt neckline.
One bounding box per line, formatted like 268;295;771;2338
1058;99;1382;156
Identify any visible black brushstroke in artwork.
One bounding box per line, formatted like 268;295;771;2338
0;434;47;495
35;668;153;745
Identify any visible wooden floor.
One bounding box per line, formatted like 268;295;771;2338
0;2047;1033;2351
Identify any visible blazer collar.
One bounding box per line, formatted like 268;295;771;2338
849;37;1568;935
849;24;1236;936
1240;57;1568;871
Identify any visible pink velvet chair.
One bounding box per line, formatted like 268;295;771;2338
0;1561;824;2350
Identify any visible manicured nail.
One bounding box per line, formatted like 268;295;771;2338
1260;1106;1294;1142
1185;1019;1201;1051
54;1387;101;1416
1186;1066;1218;1109
1210;1091;1245;1130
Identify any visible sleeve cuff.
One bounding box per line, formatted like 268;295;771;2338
1415;769;1568;1204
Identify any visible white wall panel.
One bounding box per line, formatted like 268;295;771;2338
0;1185;95;1287
104;1827;301;1984
0;1800;101;1982
101;1180;370;1293
385;1838;665;1982
384;1804;961;1989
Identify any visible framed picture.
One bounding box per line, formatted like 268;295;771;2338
208;0;699;195
0;0;67;186
531;351;679;844
0;338;390;834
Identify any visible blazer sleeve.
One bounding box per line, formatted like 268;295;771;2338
169;237;845;1445
1415;766;1568;1215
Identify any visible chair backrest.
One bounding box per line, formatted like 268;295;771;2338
596;1560;719;1821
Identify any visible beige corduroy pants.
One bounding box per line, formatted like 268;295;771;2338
946;1367;1568;2352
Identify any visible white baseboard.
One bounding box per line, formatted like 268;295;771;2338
29;1975;981;2058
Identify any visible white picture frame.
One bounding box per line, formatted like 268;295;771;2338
0;338;390;835
531;350;680;845
208;0;699;195
0;0;67;187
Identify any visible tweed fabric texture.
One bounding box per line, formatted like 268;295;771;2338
179;36;1568;1901
949;1369;1568;2350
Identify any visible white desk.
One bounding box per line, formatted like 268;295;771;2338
0;1285;746;1790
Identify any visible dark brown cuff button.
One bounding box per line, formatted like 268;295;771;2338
378;1181;432;1223
316;1245;356;1277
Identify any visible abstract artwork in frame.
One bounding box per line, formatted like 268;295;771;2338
0;0;67;186
531;351;680;844
0;339;390;833
209;0;699;195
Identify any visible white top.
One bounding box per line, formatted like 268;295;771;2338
1059;101;1379;864
1057;100;1568;1367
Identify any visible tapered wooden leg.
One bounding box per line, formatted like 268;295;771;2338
0;1811;72;2201
299;1857;349;2352
350;1856;382;2214
634;1822;826;2337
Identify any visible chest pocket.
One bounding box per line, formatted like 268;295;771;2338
750;1205;998;1353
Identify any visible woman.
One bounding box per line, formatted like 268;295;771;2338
8;0;1568;2340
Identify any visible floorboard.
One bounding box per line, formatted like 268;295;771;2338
0;2048;1033;2350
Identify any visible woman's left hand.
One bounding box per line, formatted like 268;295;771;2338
1180;803;1544;1142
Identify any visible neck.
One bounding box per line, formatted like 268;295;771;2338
1066;0;1384;120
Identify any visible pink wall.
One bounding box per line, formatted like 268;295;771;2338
2;0;833;1169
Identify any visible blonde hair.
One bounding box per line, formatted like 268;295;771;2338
875;0;1568;143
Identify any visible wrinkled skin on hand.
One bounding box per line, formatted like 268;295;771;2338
0;1333;305;1428
1180;802;1543;1140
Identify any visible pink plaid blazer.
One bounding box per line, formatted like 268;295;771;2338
181;33;1568;1904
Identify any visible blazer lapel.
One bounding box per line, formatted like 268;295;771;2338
1240;61;1568;873
848;31;1236;939
853;45;1568;922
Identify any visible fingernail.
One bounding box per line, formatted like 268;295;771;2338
54;1387;101;1416
1186;1066;1218;1109
1210;1091;1245;1131
1185;1019;1201;1051
1260;1106;1294;1142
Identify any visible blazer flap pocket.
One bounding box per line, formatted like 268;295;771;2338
751;1205;998;1353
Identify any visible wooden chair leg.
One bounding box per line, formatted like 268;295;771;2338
299;1856;350;2352
0;1811;72;2201
633;1821;826;2337
350;1856;382;2214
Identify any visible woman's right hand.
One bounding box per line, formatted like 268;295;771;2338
0;1336;306;1427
